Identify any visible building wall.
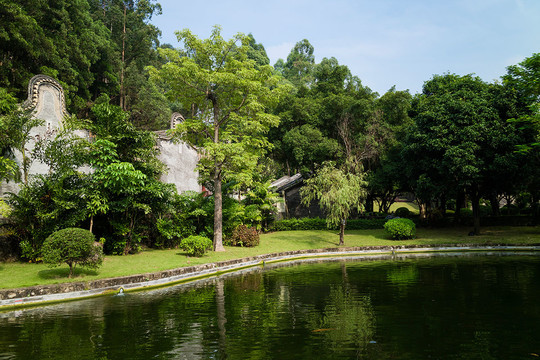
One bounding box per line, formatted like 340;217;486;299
157;136;200;193
0;75;200;197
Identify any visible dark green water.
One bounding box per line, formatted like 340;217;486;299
2;253;540;359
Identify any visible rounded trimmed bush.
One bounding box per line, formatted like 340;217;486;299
394;207;411;218
384;218;416;240
42;228;103;277
229;225;260;247
180;235;213;257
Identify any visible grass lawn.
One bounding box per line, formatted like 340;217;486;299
1;226;539;290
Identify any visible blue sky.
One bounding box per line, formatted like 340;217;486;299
151;0;540;95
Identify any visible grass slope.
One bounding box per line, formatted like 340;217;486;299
1;226;539;289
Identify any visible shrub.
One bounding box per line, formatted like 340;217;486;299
228;225;260;247
180;235;213;257
384;218;416;240
479;205;492;217
458;206;492;217
394;207;411;218
501;204;519;215
42;228;103;277
0;199;11;218
0;224;18;261
459;208;473;217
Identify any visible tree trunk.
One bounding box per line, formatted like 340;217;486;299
214;171;224;251
454;189;465;221
119;4;127;110
471;187;481;235
532;193;539;225
365;194;374;213
440;194;447;214
213;111;225;252
22;148;28;185
418;201;426;219
489;192;500;216
89;215;94;233
339;218;345;246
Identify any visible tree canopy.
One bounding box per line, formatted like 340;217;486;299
149;26;290;251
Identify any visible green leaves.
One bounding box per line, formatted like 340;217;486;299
301;162;367;230
42;227;103;277
149;26;291;249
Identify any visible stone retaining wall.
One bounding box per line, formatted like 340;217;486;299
1;244;539;308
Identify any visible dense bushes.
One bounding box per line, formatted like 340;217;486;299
384;218;416;240
227;225;260;247
155;185;276;249
458;206;492;217
179;235;213;257
42;228;103;277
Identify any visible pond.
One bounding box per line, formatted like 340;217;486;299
1;253;540;359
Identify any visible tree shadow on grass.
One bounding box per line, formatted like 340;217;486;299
346;230;390;242
176;251;193;257
369;233;392;241
38;267;99;280
293;233;339;247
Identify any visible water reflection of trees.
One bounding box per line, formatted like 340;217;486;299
307;284;375;359
2;256;540;359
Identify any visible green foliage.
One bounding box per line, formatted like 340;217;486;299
155;186;277;249
403;73;523;232
8;174;90;260
271;217;386;231
0;89;43;183
0;198;11;218
228;225;260;247
459;206;492;217
384;218;416;240
282;124;341;175
479;205;493;217
42;228;103;277
155;191;212;248
179;235;213;257
501;204;520;215
301;162;368;243
0;0;114;113
394;207;411;218
242;181;280;231
149;26;291;250
86;102;172;254
272;217;327;231
282;39;315;87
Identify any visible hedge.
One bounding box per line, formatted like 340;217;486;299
270;215;535;232
270;217;386;231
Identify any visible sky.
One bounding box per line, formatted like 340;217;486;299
150;0;540;95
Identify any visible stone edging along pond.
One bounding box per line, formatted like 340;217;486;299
1;243;540;310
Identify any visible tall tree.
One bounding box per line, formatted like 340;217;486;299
0;0;112;114
403;74;520;233
149;26;290;251
503;53;540;221
87;0;168;128
281;39;315;88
